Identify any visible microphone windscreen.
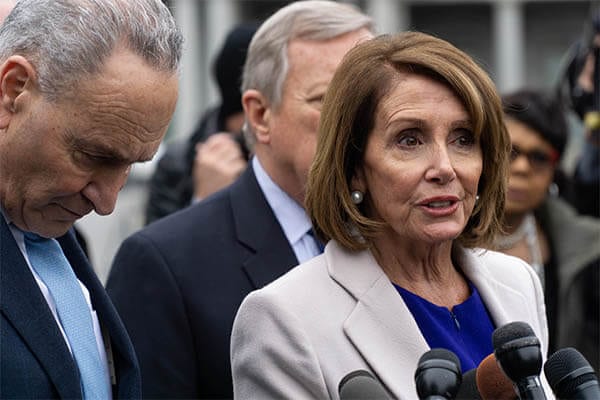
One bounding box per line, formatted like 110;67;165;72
455;369;482;400
338;370;391;400
418;348;461;366
492;321;542;382
544;347;600;399
476;354;518;400
415;348;462;400
492;321;536;350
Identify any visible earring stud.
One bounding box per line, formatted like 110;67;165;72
351;190;363;204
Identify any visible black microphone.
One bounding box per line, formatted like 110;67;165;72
492;321;547;400
338;370;392;399
414;348;462;400
455;368;481;400
544;347;600;399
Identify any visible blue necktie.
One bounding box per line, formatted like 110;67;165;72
24;232;110;400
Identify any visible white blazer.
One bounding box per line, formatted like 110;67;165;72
231;240;551;400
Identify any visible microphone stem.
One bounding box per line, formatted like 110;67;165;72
515;377;547;400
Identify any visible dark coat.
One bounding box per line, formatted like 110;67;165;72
0;218;141;399
106;165;299;399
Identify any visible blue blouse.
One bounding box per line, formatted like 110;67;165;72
395;283;495;372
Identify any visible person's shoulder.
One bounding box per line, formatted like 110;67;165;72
267;253;326;286
131;185;235;245
469;247;530;267
246;254;329;304
466;247;538;283
544;196;600;228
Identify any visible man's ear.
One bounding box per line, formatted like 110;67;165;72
0;55;36;129
242;89;271;144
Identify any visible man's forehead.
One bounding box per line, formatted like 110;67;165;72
67;131;160;164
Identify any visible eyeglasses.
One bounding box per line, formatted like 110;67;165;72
509;145;559;171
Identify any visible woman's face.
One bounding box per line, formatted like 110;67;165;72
504;118;557;216
353;73;482;245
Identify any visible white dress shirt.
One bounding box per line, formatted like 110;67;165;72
252;156;322;263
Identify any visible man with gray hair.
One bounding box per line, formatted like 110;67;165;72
107;1;374;398
0;0;182;398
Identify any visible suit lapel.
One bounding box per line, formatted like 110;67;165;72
327;243;429;399
230;166;298;289
0;218;81;399
456;247;529;329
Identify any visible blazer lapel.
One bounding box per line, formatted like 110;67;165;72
327;243;429;399
230;166;298;289
0;219;81;399
455;247;526;329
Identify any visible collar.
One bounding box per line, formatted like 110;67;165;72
252;156;312;246
0;206;24;244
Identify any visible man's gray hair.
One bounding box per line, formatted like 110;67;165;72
242;0;374;108
241;0;373;150
0;0;183;101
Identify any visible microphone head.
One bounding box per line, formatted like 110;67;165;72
455;369;482;400
492;321;542;381
544;347;599;399
415;348;462;399
338;370;391;400
476;354;518;400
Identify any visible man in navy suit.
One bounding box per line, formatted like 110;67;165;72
106;1;374;398
0;0;182;398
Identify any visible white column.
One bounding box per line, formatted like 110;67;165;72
493;0;525;93
169;0;239;141
171;0;204;141
365;0;409;34
205;0;240;106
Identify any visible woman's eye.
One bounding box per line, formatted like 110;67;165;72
398;135;420;147
454;130;476;147
308;95;324;109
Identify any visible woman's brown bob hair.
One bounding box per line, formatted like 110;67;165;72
305;32;510;251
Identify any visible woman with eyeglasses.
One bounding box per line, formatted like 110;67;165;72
497;88;600;371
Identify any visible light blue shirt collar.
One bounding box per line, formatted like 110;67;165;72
252;157;320;262
253;156;311;244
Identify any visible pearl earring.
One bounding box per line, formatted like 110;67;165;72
351;190;364;204
475;195;480;202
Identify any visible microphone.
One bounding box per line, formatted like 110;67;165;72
455;369;481;400
544;347;600;399
414;348;462;400
338;370;391;399
492;321;547;400
456;354;517;400
476;354;518;400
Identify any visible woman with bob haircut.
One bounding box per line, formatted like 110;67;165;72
231;32;552;399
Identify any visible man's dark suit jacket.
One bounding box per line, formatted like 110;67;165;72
0;217;141;399
106;164;299;399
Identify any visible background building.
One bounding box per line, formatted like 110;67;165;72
78;0;596;282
